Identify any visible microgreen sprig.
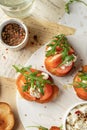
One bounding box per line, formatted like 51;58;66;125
74;72;87;92
59;54;74;66
13;65;52;94
27;125;48;130
46;34;69;57
65;0;87;14
46;34;70;57
74;81;87;92
46;34;75;66
79;72;87;80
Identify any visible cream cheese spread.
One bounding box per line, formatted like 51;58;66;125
29;87;41;98
66;104;87;130
61;54;77;70
41;72;49;80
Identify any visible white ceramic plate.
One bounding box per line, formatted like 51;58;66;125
16;35;87;130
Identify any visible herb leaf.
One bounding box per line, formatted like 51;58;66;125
46;34;76;67
79;72;87;80
13;65;52;95
74;81;87;92
46;34;68;57
65;0;87;14
60;54;74;66
27;126;48;130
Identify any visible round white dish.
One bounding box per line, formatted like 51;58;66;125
16;35;87;130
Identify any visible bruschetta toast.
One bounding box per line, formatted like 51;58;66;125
45;34;77;76
13;65;59;103
73;65;87;100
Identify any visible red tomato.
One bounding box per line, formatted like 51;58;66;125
36;84;53;103
68;47;75;54
50;126;60;130
45;54;62;68
17;74;36;101
45;54;74;76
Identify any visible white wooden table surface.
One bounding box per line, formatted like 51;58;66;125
0;1;87;130
0;0;87;78
0;0;65;78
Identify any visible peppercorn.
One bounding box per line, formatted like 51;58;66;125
1;23;25;46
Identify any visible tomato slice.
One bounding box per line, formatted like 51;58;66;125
68;47;75;54
45;53;73;76
50;126;60;130
36;84;53;103
74;87;87;100
45;54;62;68
73;73;87;100
55;62;73;76
17;74;36;101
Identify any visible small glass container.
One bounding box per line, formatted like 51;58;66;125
0;0;35;18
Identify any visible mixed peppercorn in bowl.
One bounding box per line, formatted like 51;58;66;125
0;18;29;50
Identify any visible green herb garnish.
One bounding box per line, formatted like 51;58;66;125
46;34;75;66
27;125;48;130
74;81;87;92
13;65;52;94
60;125;63;130
46;34;69;57
74;72;87;91
79;72;87;80
59;54;74;66
65;0;87;14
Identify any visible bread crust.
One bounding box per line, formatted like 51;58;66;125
0;102;15;130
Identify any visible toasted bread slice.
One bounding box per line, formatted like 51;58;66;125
0;102;15;130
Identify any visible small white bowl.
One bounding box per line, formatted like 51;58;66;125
0;18;29;51
63;102;87;130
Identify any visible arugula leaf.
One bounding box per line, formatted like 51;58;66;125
61;47;68;60
39;126;48;130
79;72;87;80
59;54;74;66
46;34;70;57
22;85;29;91
60;125;63;130
65;0;87;14
27;126;48;130
46;34;76;67
13;65;32;74
74;81;87;92
13;65;52;95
